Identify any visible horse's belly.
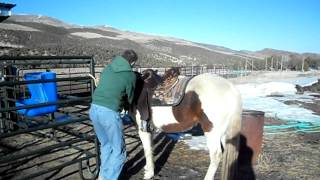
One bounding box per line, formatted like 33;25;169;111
152;106;178;128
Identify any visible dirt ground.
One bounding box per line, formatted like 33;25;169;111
121;75;320;180
123;130;320;180
0;102;319;180
1;72;319;180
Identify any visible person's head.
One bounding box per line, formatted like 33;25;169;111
121;49;138;67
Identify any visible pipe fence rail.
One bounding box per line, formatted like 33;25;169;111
0;56;252;179
0;56;99;180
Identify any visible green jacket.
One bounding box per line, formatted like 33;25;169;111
92;56;136;112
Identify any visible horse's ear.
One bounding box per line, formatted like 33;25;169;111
175;67;180;76
141;70;151;80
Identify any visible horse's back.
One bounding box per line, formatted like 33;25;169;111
186;73;242;130
186;73;240;100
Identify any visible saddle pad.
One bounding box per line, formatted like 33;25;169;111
172;76;192;106
152;76;192;106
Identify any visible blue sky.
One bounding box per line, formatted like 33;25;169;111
4;0;320;53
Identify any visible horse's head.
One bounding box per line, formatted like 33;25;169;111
130;69;161;125
141;69;162;89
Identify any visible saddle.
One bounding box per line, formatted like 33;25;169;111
153;76;192;106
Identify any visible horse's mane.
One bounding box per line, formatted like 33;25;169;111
156;67;180;91
162;67;180;81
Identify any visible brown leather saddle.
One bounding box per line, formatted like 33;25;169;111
152;76;192;106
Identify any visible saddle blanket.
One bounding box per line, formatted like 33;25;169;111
152;76;192;106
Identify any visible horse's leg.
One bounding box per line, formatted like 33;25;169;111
136;114;155;179
202;104;241;180
204;130;223;180
203;114;241;180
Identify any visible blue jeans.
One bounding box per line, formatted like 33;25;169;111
89;104;126;180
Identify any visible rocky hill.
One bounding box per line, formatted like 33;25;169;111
1;15;319;68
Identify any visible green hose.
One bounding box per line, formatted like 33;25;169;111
264;121;320;134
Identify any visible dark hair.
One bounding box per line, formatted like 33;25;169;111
121;49;138;65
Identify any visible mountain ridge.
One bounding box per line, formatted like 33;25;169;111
1;15;319;67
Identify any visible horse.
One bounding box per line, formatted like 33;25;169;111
131;68;242;180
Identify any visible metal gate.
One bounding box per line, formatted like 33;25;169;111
0;56;99;180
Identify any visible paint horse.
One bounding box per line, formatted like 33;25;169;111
132;68;242;180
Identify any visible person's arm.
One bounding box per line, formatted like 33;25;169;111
126;74;136;104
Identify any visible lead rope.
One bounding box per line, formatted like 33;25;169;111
87;73;98;87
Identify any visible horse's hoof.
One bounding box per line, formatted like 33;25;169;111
143;174;154;180
144;177;154;180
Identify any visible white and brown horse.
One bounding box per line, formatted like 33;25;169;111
132;68;242;180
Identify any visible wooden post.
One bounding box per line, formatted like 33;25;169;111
251;59;253;71
265;57;268;71
280;56;283;71
301;57;305;72
191;63;194;76
245;59;248;72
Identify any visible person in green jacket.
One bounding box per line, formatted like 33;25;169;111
89;49;137;180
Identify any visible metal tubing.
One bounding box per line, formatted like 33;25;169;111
0;136;94;164
0;96;90;113
15;154;96;180
79;137;100;180
0;56;97;180
0;116;88;139
89;58;96;97
0;76;91;86
5;60;91;66
0;56;93;61
54;127;95;143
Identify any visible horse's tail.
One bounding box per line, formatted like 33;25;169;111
221;132;240;180
221;88;242;180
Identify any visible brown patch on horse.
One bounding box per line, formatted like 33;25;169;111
199;111;213;132
161;91;213;133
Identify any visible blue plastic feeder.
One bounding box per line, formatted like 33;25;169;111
16;72;58;117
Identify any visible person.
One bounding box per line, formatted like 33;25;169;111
89;49;138;180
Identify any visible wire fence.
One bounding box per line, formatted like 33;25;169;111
95;64;251;80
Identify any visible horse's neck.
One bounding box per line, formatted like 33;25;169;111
152;106;177;129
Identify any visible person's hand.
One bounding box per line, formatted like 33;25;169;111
121;95;130;111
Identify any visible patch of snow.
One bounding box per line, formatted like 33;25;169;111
181;74;320;151
182;136;208;151
143;44;172;52
0;23;40;32
175;41;236;55
70;32;122;40
236;82;297;97
242;95;320;123
230;71;320;84
0;42;24;48
11;15;81;29
285;77;319;87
